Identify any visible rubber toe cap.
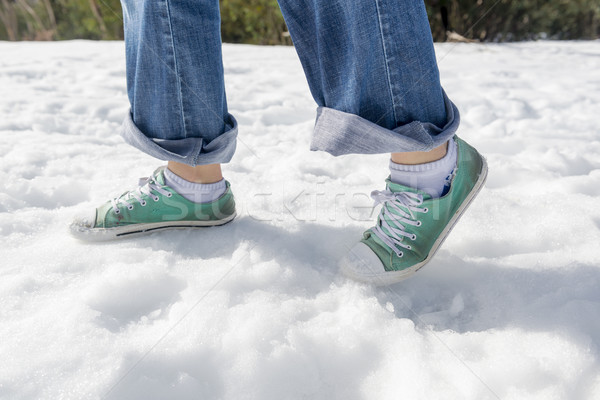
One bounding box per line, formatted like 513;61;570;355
339;242;387;283
72;209;97;229
70;209;98;239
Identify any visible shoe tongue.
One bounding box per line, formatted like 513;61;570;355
386;179;432;201
153;167;167;186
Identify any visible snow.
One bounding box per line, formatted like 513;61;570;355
1;39;600;399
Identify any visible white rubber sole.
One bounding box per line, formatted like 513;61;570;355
340;158;488;286
70;212;236;242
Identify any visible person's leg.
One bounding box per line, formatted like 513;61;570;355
278;0;487;284
167;161;223;183
71;0;237;240
120;0;236;167
278;0;458;155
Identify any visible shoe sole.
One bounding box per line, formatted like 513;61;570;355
340;157;489;286
70;212;237;242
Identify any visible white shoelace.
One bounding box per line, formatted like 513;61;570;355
110;174;172;214
371;189;429;257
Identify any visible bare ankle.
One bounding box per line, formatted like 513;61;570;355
391;141;448;165
167;161;223;183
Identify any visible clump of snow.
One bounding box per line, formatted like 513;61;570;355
1;40;599;399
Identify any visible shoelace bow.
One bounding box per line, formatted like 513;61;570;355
371;189;428;257
111;174;172;214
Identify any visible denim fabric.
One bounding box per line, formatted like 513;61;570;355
311;90;459;155
121;0;235;165
120;0;458;165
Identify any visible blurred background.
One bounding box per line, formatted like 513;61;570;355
0;0;599;43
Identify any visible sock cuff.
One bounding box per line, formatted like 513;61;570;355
389;137;456;172
164;168;226;192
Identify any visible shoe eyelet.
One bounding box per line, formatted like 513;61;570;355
406;245;412;250
114;209;120;215
166;193;173;198
127;205;134;210
411;234;417;240
397;251;403;258
153;196;160;202
140;201;147;207
423;208;429;213
416;221;422;227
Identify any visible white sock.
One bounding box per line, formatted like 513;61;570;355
389;137;457;198
163;168;227;203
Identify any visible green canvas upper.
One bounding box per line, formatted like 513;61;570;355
93;168;236;229
360;137;485;272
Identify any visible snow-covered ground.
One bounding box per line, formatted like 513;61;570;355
1;40;600;399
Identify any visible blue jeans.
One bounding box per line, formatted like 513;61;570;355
120;0;459;166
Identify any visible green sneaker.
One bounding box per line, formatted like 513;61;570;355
340;136;488;285
70;167;236;241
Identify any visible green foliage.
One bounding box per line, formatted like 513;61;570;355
0;0;599;42
0;0;55;40
220;0;289;45
425;0;600;41
0;0;123;41
53;0;123;40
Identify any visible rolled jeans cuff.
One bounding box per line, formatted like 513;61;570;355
120;111;238;166
310;91;460;156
